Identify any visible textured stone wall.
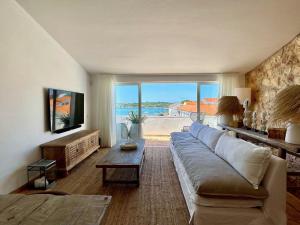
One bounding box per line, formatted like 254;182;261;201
245;34;300;128
245;34;300;193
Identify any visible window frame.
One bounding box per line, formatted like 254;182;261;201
114;81;219;122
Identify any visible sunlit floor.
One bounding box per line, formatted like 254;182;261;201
143;135;170;141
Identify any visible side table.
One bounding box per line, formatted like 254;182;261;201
27;159;56;189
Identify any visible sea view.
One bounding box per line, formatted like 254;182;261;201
116;107;168;116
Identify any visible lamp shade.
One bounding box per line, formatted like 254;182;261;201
235;88;251;105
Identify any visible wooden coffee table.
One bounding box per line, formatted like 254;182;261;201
96;139;145;186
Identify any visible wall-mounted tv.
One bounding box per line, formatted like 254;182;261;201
48;88;84;133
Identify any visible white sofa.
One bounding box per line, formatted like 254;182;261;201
170;122;287;225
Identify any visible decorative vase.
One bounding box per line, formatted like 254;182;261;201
219;114;233;126
260;112;268;134
129;123;141;140
251;111;257;131
243;110;252;129
285;123;300;144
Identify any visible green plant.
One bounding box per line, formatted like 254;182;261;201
127;111;145;124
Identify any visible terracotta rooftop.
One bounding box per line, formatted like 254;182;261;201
175;99;218;116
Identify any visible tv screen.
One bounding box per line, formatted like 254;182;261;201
48;88;84;133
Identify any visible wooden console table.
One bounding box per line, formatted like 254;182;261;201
41;130;100;176
218;124;300;176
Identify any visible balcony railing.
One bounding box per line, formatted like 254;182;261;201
117;115;218;136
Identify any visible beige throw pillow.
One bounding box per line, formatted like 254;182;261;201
215;134;272;189
199;127;224;151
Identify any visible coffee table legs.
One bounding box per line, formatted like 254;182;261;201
102;168;107;186
101;166;140;186
136;166;140;186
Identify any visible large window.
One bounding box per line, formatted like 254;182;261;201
142;83;197;136
199;83;219;127
115;84;139;139
114;82;219;138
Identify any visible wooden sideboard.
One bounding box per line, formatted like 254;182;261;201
41;130;100;176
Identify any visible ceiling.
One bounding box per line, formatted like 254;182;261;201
17;0;300;75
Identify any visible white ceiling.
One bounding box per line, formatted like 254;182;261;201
17;0;300;75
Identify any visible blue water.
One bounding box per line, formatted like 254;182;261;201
116;107;168;116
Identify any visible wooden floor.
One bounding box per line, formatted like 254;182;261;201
22;140;300;225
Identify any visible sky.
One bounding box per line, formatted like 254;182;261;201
115;83;219;103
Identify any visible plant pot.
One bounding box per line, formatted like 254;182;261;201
285;123;300;144
219;114;233;126
129;123;142;140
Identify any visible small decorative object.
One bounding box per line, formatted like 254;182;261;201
260;112;268;134
242;99;252;129
235;88;252;129
271;85;300;144
127;111;146;139
120;142;137;151
217;96;243;127
34;176;49;188
267;128;287;140
251;111;257;131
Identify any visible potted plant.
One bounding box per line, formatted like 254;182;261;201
217;96;243;127
271;85;300;144
127;111;145;139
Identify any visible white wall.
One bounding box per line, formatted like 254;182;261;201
0;1;90;194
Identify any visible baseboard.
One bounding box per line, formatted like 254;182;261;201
10;174;40;194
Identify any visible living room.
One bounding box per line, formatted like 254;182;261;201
0;1;300;225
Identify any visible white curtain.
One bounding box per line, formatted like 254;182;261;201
92;75;116;147
218;74;243;96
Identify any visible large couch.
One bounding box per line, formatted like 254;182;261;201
170;122;287;225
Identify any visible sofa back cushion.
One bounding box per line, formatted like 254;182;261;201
215;134;272;189
197;126;224;151
189;122;205;138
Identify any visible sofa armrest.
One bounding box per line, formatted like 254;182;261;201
262;155;287;225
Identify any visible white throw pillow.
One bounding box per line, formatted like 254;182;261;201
189;122;205;138
200;127;224;151
215;134;272;189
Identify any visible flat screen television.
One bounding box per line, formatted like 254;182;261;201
48;88;84;133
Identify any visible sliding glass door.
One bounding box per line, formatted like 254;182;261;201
114;81;219;139
199;83;219;128
141;83;197;136
115;84;139;140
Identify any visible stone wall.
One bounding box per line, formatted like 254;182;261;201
245;34;300;128
245;34;300;193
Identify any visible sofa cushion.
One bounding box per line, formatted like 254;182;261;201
195;195;264;208
171;132;202;147
215;134;272;189
200;127;224;151
189;122;205;138
173;140;268;199
196;125;209;140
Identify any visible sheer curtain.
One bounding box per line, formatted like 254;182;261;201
91;74;116;147
218;74;243;96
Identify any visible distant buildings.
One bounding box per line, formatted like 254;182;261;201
168;99;218;117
